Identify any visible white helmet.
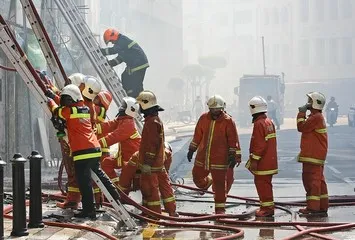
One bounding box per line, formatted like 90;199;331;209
122;97;140;118
248;96;268;115
68;73;85;87
60;84;83;102
82;76;102;100
136;90;158;110
207;95;225;109
307;92;326;110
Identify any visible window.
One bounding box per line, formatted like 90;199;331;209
342;38;352;64
329;38;338;64
340;0;352;18
300;0;309;22
328;0;338;20
314;39;325;65
315;0;324;21
299;39;310;65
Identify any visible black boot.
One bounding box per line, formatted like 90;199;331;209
74;210;96;220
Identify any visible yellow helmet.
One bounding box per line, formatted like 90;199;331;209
136;90;158;110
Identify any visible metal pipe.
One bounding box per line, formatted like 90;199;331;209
10;153;29;237
28;151;44;228
0;157;6;240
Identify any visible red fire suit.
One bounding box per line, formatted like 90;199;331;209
139;113;177;216
297;110;328;212
96;115;141;186
245;114;278;216
117;146;173;195
189;112;241;214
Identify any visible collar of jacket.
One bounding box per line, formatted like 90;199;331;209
142;105;164;118
252;112;266;123
207;111;228;121
116;114;133;120
309;109;322;116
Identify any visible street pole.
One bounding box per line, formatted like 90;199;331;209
262;36;266;75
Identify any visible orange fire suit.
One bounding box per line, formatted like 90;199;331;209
96;115;141;186
297;110;328;212
189;112;241;214
245;114;278;216
139;114;177;216
117;146;173;195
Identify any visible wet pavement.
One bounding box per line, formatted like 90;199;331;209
3;117;355;239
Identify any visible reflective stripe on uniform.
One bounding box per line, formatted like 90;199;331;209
130;131;140;139
73;151;102;161
297;118;305;123
162;196;175;203
100;138;108;148
111;177;120;183
298;156;324;165
320;194;328;199
252;169;278;175
130;63;149;73
261;201;274;207
210;164;228;170
70;107;90;119
93;188;101;193
236;150;242;154
101;148;110;153
128;41;137;49
96;124;102;134
215;203;225;208
146;200;161;206
315;128;327;134
251;153;261;160
307;195;321;201
205;120;216;170
68;187;80;193
265;133;276;140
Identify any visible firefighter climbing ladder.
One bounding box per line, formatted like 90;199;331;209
91;170;137;230
53;0;143;130
0;15;137;230
19;0;68;89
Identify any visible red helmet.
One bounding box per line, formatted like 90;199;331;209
103;28;119;44
97;90;112;109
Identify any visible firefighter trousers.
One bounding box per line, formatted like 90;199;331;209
192;165;231;214
140;170;176;215
74;157;120;214
302;163;328;211
100;156;121;186
117;157;140;194
254;175;274;212
122;68;146;98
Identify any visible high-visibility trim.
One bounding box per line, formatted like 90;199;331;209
96;124;102;134
68;187;80;193
97;108;105;122
101;147;110;153
236;150;242;154
128;160;137;166
137;164;165;172
130;63;149;73
320;194;328;199
51;105;57;113
162;196;175;203
128;41;137;49
70;107;90;119
252;169;278;175
261;201;274;207
58;108;64;119
307;195;321;201
146;152;155;157
297;118;305;123
190;142;198;148
251;153;261;160
111;177;120;183
93;188;101;193
146;200;161;206
210;164;228;170
265;133;276;140
130;131;140;139
229;147;237;152
245;160;251;169
315;128;327;134
99;138;108;148
205;120;216;170
73;151;102;161
194;161;203;167
298;156;325;165
117;155;122;167
215;203;225;208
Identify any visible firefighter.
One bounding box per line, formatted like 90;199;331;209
245;96;278;217
297;92;328;215
101;28;149;98
95;96;141;187
187;95;242;214
136;90;178;217
48;84;120;219
92;90;113;207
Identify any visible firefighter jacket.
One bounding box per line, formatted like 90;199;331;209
84;98;97;127
297;111;328;165
95;106;109;153
138;113;165;172
102;34;149;74
189;112;241;170
96;115;141;165
246;114;278;175
48;99;101;161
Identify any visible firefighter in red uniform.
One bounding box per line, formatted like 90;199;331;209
95;97;141;187
297;92;328;215
48;84;120;219
245;96;278;217
187;95;242;214
136;90;178;217
92;90;113;206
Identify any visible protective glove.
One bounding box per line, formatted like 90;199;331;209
298;103;311;113
249;159;258;172
187;150;194;162
141;164;151;175
228;154;236;168
45;89;56;99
